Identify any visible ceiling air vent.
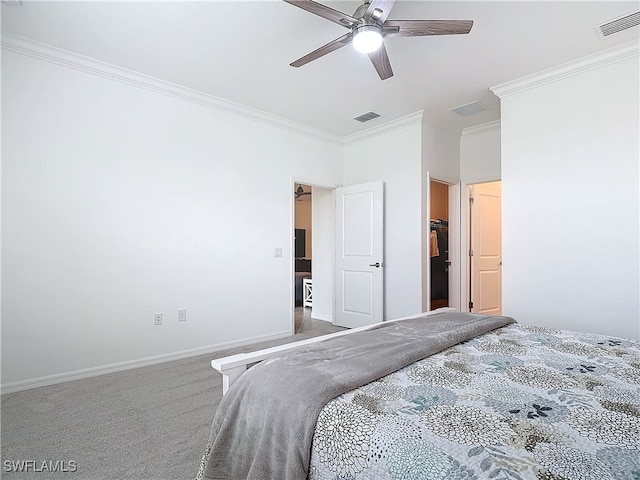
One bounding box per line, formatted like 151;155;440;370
597;11;640;38
353;111;380;122
450;101;488;117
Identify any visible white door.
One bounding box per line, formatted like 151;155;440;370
335;181;384;328
470;181;502;315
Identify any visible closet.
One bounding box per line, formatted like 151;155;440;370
430;180;449;309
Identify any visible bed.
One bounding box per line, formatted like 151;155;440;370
197;311;640;480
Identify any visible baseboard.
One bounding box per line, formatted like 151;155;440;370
311;313;333;322
0;330;290;395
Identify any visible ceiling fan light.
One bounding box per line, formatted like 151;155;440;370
353;25;382;53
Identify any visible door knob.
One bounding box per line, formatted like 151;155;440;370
369;262;382;268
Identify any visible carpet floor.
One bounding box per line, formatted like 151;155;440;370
1;315;343;480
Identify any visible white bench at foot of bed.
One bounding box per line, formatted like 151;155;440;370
211;307;456;394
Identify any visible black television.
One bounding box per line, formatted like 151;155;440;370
295;229;306;258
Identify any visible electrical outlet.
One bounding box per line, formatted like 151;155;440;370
178;308;187;322
154;313;163;325
273;247;283;258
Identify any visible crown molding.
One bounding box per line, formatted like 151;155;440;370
343;111;424;145
491;40;639;98
462;120;501;136
1;33;343;145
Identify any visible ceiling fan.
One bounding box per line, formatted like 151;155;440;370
283;0;473;80
295;185;312;200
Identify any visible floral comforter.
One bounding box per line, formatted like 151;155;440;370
308;323;640;480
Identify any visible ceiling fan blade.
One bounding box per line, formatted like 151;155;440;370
382;19;473;37
283;0;360;29
290;32;352;67
363;0;397;24
368;41;393;80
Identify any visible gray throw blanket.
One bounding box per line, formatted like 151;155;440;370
199;312;515;480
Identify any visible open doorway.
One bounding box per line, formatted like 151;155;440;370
429;180;450;309
294;184;313;333
467;181;502;315
292;182;336;334
291;180;385;332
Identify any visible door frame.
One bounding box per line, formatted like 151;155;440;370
459;179;502;313
290;178;340;335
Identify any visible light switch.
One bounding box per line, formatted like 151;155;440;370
273;248;283;258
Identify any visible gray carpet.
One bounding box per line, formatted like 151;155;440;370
1;316;343;480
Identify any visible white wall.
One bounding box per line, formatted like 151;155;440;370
460;121;501;184
343;114;424;320
1;48;343;388
494;44;639;339
310;187;334;322
421;122;461;184
7;37;636;393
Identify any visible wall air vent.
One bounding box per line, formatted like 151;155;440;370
450;101;488;117
353;111;380;122
597;11;640;38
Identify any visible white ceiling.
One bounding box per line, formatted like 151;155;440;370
2;1;638;137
